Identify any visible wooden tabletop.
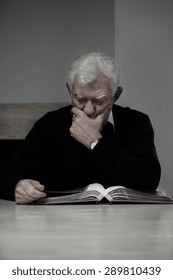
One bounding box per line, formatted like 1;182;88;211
0;199;173;260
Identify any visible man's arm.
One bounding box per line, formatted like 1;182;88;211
0;114;48;202
70;106;161;191
92;114;161;191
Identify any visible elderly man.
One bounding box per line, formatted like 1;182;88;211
0;51;161;204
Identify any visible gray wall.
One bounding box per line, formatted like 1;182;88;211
114;0;173;193
0;0;115;103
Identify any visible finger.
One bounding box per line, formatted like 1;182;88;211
93;104;112;131
96;104;112;122
17;188;32;201
15;187;35;204
100;104;112;116
15;193;32;204
71;107;84;117
16;188;45;204
26;188;46;199
31;180;45;191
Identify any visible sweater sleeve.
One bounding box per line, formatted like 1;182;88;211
92;114;161;191
0;114;49;201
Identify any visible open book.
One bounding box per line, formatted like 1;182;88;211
34;183;173;205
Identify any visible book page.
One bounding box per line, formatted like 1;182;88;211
34;184;105;204
105;186;126;195
104;186;126;201
35;192;85;204
86;184;128;201
85;183;106;201
105;186;173;202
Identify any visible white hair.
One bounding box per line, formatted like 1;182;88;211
67;51;120;93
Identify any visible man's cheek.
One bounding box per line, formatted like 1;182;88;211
71;99;82;110
99;103;112;115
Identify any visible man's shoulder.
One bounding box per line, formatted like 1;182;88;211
45;104;72;116
112;104;151;135
39;104;72;121
32;104;72;131
113;104;149;121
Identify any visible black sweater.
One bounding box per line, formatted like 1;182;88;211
0;104;161;200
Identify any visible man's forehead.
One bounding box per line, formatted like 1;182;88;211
73;76;110;92
74;91;107;100
75;71;109;83
73;86;109;99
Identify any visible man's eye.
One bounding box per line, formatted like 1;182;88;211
77;98;87;103
95;98;107;105
96;101;104;105
74;94;86;103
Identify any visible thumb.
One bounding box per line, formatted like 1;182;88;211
95;104;112;128
31;180;45;192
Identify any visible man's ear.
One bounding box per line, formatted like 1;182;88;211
66;82;70;93
113;86;123;102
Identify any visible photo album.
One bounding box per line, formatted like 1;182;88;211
34;183;173;205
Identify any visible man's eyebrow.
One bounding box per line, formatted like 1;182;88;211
95;95;107;99
74;93;84;98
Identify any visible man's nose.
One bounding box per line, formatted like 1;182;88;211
83;101;95;116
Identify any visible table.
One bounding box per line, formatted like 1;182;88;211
0;199;173;259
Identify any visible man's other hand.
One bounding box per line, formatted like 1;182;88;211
15;179;46;204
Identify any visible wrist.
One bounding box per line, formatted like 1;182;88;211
90;137;102;150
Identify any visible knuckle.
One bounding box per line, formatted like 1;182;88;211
27;185;34;196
